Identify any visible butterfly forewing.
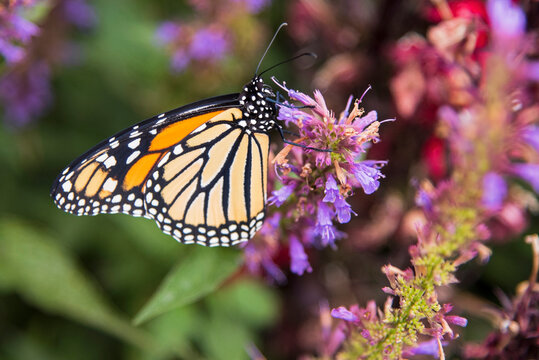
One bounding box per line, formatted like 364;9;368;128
51;96;238;219
144;108;269;247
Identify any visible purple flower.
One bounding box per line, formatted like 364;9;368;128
268;182;296;207
171;49;189;72
352;162;383;194
289;235;312;275
0;2;40;63
189;27;229;61
155;21;182;45
522;125;539;152
416;188;433;214
334;196;354;223
487;0;526;40
5;14;39;42
445;315;468;327
63;0;97;29
232;0;271;13
481;172;507;211
315;202;337;246
0;62;52;126
354;110;378;130
403;338;443;358
512;163;539;193
277;104;314;127
331;306;359;322
323;175;339;202
0;38;24;63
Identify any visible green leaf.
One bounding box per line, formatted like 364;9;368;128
206;279;279;329
134;246;242;325
200;316;251;360
0;219;154;351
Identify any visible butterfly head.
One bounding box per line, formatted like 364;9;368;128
238;76;277;133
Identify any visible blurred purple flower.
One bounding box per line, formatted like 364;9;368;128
445;315;468;327
4;12;39;42
63;0;97;29
0;62;52;126
416;188;433;214
482;172;507;211
0;1;40;63
512;163;539;193
232;0;271;13
487;0;525;40
155;21;182;45
522;125;539;152
189;27;229;61
289;235;312;275
171;49;189;72
403;338;443;358
331;306;359;322
0;38;24;63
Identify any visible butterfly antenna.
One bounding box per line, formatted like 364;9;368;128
258;52;317;77
255;22;288;76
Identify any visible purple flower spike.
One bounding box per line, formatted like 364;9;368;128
289;235;312;275
331;307;359;322
481;172;507;211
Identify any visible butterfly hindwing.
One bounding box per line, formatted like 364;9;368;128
144;108;269;247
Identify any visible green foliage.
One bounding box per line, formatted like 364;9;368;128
0;218;155;351
134;247;242;325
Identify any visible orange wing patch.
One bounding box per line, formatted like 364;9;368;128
123;153;161;190
149;110;224;151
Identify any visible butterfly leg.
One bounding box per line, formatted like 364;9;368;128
276;126;331;152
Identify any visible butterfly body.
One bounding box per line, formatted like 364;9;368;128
51;76;277;247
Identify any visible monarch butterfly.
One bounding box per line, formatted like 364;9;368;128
51;23;310;247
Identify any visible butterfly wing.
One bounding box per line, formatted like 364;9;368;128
144;107;269;246
51;94;269;246
50;94;240;218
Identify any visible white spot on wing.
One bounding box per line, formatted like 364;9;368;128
95;153;108;162
104;156;117;168
128;138;141;149
126;151;140;165
102;178;118;192
62;181;72;192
